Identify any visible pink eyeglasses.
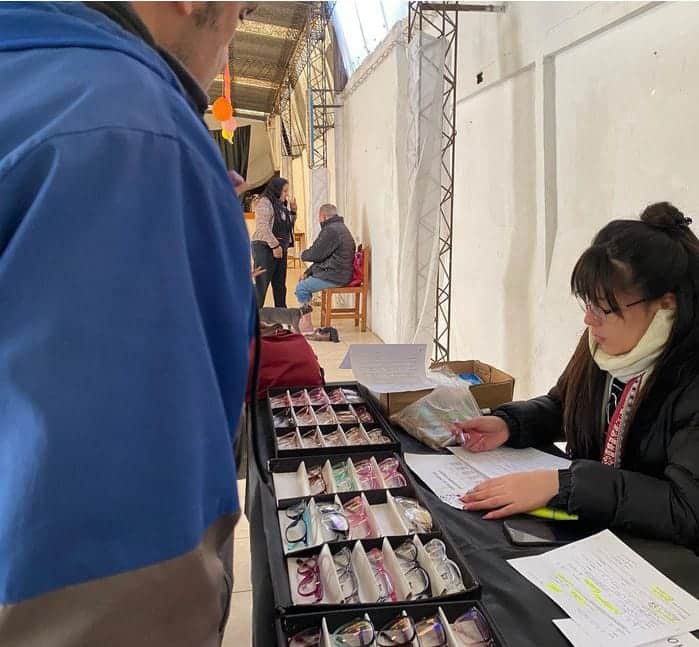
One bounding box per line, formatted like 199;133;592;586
366;548;397;602
295;556;323;603
343;496;377;539
378;457;408;489
353;459;382;490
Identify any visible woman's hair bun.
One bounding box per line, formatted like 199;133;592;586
640;201;693;233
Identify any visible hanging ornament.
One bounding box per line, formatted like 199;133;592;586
212;97;233;122
221;117;238;133
221;129;234;143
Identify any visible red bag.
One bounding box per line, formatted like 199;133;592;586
246;329;323;402
348;244;364;287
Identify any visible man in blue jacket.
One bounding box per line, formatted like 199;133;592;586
0;2;257;645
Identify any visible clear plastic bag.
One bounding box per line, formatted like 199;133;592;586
390;385;481;450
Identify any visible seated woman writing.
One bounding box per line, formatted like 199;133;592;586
457;202;699;548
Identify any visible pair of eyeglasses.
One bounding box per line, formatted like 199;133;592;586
343;496;377;539
353;405;374;424
394;540;431;600
366;548;397;602
345;427;369;446
332;461;357;492
285;504;309;549
378;457;407;488
379;609;495;647
394;497;433;533
301;428;324;449
576;296;649;321
290;390;309;406
335;409;359;425
295;406;317;427
307;465;326;496
326;388;347;404
295;556;323;603
333;548;360;604
315;405;337;425
324;428;346;447
278;430;301;451
423;539;465;595
274;408;295;428
307;387;329;406
367;428;392;444
354;459;381;490
270;393;290;409
317;502;350;542
288;608;494;647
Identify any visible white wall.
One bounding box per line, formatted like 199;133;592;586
336;25;408;342
450;1;699;398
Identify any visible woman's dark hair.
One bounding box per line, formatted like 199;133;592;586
560;202;699;457
262;176;288;204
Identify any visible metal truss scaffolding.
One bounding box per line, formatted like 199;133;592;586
306;2;335;169
408;1;505;363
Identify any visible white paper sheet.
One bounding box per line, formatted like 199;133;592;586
509;530;699;646
449;446;571;478
404;453;483;508
554;618;699;647
339;344;438;392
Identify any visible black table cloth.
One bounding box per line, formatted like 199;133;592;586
245;402;699;647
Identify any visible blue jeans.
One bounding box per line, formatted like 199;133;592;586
295;276;340;304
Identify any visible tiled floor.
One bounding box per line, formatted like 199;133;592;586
222;266;382;646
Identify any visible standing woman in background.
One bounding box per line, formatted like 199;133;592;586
251;176;297;308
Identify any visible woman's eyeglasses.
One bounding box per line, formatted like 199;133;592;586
577;296;649;321
367;428;392;444
315;404;338;425
278;430;300;450
274;408;295;428
353;405;374;424
317;502;350;542
324;428;346;447
394;540;431;600
345;427;369;446
301;428;324;449
296;406;317;427
423;539;465;595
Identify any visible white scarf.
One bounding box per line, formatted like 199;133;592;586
588;308;675;381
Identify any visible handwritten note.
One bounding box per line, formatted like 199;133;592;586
509;531;699;646
403;453;483;508
339;344;438;393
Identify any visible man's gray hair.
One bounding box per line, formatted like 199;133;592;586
319;203;337;217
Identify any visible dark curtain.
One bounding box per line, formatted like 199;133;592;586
211;125;251;177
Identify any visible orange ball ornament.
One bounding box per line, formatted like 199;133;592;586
212;97;233;122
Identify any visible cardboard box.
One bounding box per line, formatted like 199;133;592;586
373;360;515;417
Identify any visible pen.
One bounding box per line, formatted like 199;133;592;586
527;507;579;521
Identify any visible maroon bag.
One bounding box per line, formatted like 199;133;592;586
246;329;323;402
348;244;364;287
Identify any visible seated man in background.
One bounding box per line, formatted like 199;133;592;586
296;203;356;332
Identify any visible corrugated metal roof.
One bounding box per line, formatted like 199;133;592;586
208;2;310;115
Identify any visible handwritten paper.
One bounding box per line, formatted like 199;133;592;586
340;344;438;393
449;446;571;478
554;618;699;647
509;531;699;646
403;453;483;508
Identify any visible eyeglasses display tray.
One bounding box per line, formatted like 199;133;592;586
268;382;400;458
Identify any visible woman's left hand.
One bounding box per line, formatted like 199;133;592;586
289;197;297;212
460;470;560;520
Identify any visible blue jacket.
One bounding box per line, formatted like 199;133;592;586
0;2;254;604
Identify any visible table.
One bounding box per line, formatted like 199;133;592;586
245;402;699;647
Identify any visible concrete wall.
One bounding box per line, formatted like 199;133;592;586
450;1;699;397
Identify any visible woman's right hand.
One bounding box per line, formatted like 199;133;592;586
452;416;510;452
272;245;283;259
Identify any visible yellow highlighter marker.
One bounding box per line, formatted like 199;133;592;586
526;507;579;521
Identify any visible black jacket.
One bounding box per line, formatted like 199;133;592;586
301;215;356;285
495;330;699;549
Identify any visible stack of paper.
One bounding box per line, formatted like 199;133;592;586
508;530;699;646
404;446;571;509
